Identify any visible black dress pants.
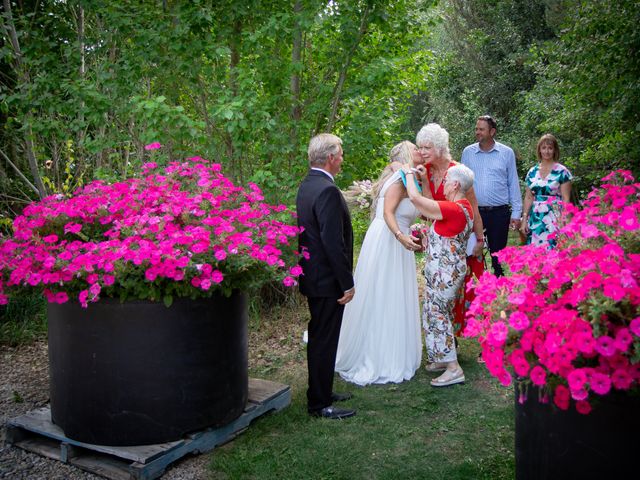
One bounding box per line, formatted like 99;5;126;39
479;205;511;277
306;296;345;413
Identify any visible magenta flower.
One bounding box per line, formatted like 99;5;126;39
282;276;297;287
463;170;639;414
144;142;162;150
530;366;547;386
611;369;633;390
553;385;570;410
594;336;616;357
486;321;508;347
508;311;529;330
0;157;303;307
575;400;592;415
619;206;639;231
589;372;611;395
630;317;640;337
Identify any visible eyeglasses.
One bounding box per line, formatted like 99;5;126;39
478;115;497;129
417;145;431;152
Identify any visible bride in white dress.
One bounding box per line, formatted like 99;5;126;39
335;141;424;386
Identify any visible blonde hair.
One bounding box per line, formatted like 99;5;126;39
370;141;415;217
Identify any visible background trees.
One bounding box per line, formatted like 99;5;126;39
420;0;639;195
1;0;638;218
1;0;432;214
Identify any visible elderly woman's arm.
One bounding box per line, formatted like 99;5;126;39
464;186;484;256
404;171;443;220
384;181;422;251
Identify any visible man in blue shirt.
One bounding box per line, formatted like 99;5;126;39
461;115;522;276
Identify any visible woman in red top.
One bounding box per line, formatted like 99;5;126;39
402;163;476;387
416;124;485;343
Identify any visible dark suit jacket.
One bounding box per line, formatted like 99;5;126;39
296;170;354;297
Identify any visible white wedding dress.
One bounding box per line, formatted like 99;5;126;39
335;171;422;386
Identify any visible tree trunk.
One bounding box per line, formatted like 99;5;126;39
326;5;372;131
77;6;86;148
290;0;303;124
2;0;47;198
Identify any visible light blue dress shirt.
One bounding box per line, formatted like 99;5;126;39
461;141;522;219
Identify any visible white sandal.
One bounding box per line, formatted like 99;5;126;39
430;368;465;387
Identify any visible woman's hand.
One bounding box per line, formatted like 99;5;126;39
519;219;530;235
414;165;427;185
397;233;423;251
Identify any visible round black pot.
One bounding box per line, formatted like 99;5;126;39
515;388;639;479
48;293;248;446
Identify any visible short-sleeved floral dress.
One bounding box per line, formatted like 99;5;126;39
524;163;573;248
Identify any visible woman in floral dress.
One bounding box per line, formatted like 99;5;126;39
415;123;485;341
520;134;573;248
402;163;476;388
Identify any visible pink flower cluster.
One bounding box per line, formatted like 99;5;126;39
464;170;640;414
0;158;303;307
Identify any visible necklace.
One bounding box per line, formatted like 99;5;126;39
430;167;447;186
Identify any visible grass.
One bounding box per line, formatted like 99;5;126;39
0;290;47;346
209;304;515;480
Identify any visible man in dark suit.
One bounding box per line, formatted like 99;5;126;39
296;133;356;420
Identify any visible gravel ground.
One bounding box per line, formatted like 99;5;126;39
0;341;211;480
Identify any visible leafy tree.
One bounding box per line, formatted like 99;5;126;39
522;0;640;191
1;0;434;216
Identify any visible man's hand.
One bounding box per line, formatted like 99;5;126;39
471;241;484;258
338;287;355;305
510;218;521;230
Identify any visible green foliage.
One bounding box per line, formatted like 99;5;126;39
414;0;638;195
350;207;371;254
0;291;47;346
522;0;640;191
1;0;434;214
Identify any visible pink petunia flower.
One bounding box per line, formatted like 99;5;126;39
575;400;592;415
589;372;611;395
508;311;529;330
554;385;570;410
630;317;640;337
530;366;546;386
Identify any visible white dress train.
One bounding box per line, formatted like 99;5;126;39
335;171;422;386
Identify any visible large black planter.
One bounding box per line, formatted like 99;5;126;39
515;388;639;479
48;293;248;446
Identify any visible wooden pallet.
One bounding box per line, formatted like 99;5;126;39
5;378;290;480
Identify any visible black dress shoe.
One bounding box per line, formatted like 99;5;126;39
310;406;356;419
331;391;353;402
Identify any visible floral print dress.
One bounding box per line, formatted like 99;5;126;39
524;163;573;248
423;202;472;363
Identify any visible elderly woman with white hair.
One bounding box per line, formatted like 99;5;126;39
416;123;486;365
401;162;476;387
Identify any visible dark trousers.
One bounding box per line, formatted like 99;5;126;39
479;206;511;277
306;296;344;413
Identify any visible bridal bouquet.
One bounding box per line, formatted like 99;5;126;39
464;170;640;414
0;154;303;307
410;222;428;241
341;179;373;212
